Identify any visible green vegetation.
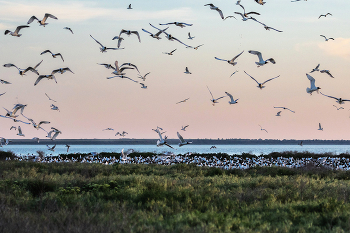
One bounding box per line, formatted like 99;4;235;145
1;159;350;232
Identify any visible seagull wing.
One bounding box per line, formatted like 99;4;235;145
27;16;38;24
214;57;228;62
131;31;141;42
142;28;152;35
320;92;338;100
248;50;264;63
231;50;244;62
216;8;224;19
207;86;215;99
0;79;11;84
63;67;74;73
262;75;280;85
34;60;43;69
244;71;259;85
40;50;52;55
24;67;39;75
3;64;19;70
306;74;317;89
56;53;64;62
15;25;30;33
173;37;190;47
225;92;234;102
90;35;104;47
34;76;45;86
164;143;175;149
43;13;58;23
177;132;185;143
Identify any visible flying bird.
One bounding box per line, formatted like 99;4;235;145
90;35;123;52
259;125;268;133
51;67;74;75
50;104;60;111
320;92;350;104
98;63;115;70
214;51;244;66
103;128;114;131
237;3;260;17
320;35;334;41
204;4;224;19
163;49;177;55
137;72;150;81
120;63;139;73
140;83;147;89
142;25;168;40
225;92;239;104
63;27;73;34
111;61;134;76
47;144;56;151
276;111;282;116
112;36;124;48
250;18;283;32
318;13;332;19
159;22;193;28
184;67;191;74
127;4;132;9
188;32;195;39
66;144;71;152
34;75;57;86
119;29;141;42
40;50;64;62
0;92;6;97
207;86;226;105
107;75;138;83
333;105;344;110
318;123;323;131
0;79;11;84
45;93;57;102
155;128;174;149
177;132;192;147
17;126;25;137
176;98;190;104
320;70;334;78
28;119;50;131
4;25;30;37
254;0;266;5
244;71;280;89
181;125;189;131
27;13;57;26
274;106;295;113
306;73;320;94
248;50;276;66
3;60;42;76
310;64;320;73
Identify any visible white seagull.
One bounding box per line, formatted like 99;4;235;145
274;106;295;113
333;105;344;110
137;72;150;81
306;73;320;94
34;75;57;86
177;132;192;147
181;125;189;131
28;119;50;131
5;25;30;37
27;13;57;26
320;35;334;41
276;111;282;116
119;29;141;43
40;50;64;62
63;27;73;34
248;50;276;66
50;104;60;111
225;92;239;104
259;125;268;133
140;83;147;89
188;32;195;40
244;71;280;89
310;64;320;73
214;51;244;66
47;144;56;151
111;61;134;76
320;92;350;104
204;4;224;19
90;35;123;53
319;13;332;19
207;86;226;105
159;22;193;28
320;70;334;78
318;123;323;131
51;67;74;75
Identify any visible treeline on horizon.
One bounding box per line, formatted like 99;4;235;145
7;138;350;145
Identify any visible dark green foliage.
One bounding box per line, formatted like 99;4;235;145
0;150;16;160
1;161;350;232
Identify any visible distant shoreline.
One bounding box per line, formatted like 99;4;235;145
6;139;350;145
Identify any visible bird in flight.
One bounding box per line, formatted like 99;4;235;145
181;125;189;131
244;71;280;89
119;29;141;43
40;50;64;62
318;13;332;19
63;27;73;34
45;93;57;102
274;106;295;113
27;13;57;26
188;32;195;40
142;25;168;40
333;105;344;110
237;3;260;18
207;86;226;105
310;64;320;73
320;70;334;78
3;60;42;76
51;67;74;75
259;125;268;133
320;92;350;104
214;51;244;66
90;35;123;53
320;35;334;41
306;73;320;95
318;123;323;131
176;98;190;104
0;79;11;84
177;132;192;147
225;92;239;104
276;111;282;116
248;50;276;66
163;49;177;55
127;4;132;9
204;4;224;19
4;25;30;37
184;67;192;74
159;22;193;28
250;18;283;32
254;0;266;5
34;75;57;86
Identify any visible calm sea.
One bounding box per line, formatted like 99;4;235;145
3;144;350;157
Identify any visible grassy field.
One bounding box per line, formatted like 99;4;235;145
1;153;350;232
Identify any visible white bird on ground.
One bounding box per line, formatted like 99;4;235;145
306;73;320;94
188;32;195;39
34;75;57;86
214;51;244;66
225;92;239;104
119;29;141;42
177;132;192;147
207;86;226;105
27;13;57;26
274;106;295;113
90;35;123;53
204;4;224;19
176;98;190;104
310;64;320;73
333;105;344;110
163;49;177;55
40;50;64;62
184;67;191;74
320;35;334;41
318;123;323;131
244;71;280;89
248;50;276;66
5;25;30;37
17;126;25;137
259;125;268;133
63;27;73;34
320;70;334;78
320;92;350;104
181;125;189;131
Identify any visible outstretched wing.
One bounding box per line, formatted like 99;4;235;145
244;71;259;85
131;31;141;42
27;16;38;24
214;57;228;62
90;35;103;47
262;75;280;85
177;132;185;143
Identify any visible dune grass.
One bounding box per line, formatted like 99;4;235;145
1;158;350;232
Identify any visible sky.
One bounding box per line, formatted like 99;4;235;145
1;0;350;140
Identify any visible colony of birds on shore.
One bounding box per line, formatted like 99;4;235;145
1;0;348;155
5;151;350;171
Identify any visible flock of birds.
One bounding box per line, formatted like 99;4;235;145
0;0;348;158
5;152;350;171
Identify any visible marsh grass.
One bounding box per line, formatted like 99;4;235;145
1;153;350;232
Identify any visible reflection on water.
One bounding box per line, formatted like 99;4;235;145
2;144;350;157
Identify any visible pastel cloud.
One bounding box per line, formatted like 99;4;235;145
318;38;350;60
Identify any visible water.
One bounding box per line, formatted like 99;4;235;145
3;144;350;157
